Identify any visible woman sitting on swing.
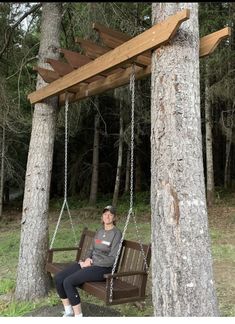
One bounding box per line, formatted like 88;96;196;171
54;205;122;317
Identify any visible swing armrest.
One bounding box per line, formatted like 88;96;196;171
104;270;147;280
47;247;81;263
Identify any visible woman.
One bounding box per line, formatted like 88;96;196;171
54;205;122;317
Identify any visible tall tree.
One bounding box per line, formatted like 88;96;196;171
205;60;215;206
112;88;125;207
151;3;218;316
15;3;62;301
89;109;100;206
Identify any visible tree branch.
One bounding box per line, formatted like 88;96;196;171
0;3;42;59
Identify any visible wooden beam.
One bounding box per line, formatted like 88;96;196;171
28;9;190;104
46;57;105;83
60;48;92;68
93;23;151;66
75;38;110;59
59;65;151;105
60;48;123;76
75;38;132;70
77;36;150;67
46;58;73;76
93;22;151;57
34;66;60;83
200;27;231;57
93;22;231;62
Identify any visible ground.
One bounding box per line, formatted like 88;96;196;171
0;198;234;316
23;302;121;317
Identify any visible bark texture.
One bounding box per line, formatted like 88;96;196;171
151;3;218;316
113;114;124;207
89;112;100;205
0;118;5;217
15;3;62;300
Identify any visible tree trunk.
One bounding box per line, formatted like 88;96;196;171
89;111;100;205
15;3;62;301
205;60;215;206
0;117;5;218
151;3;218;316
135;153;141;192
224;121;232;189
113;113;124;207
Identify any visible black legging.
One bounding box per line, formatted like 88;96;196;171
54;263;112;306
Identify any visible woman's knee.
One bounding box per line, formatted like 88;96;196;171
63;276;76;290
54;272;65;287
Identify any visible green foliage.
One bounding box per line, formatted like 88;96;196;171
0;278;15;294
0;293;59;317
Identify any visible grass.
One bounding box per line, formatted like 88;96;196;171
0;191;234;317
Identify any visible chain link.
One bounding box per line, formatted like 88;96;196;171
50;94;77;249
132;211;149;273
109;64;149;303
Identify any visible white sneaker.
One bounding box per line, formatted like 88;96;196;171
62;311;74;317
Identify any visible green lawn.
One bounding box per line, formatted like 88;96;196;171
0;196;234;316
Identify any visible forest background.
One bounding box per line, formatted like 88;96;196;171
0;2;235;211
0;2;234;317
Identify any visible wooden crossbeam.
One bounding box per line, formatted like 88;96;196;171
94;22;231;59
46;57;105;83
28;9;190;104
76;36;150;67
200;26;231;57
60;48;92;68
33;66;59;83
75;38;110;59
46;58;74;76
93;22;151;58
59;65;151;105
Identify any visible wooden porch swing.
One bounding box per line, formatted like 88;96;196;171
27;9;231;306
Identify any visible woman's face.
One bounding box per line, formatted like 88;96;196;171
102;210;115;226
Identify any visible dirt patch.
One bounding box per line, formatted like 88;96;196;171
208;206;235;231
23;302;122;317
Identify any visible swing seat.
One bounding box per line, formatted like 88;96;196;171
46;227;151;306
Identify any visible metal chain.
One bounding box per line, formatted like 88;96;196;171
109;64;136;303
132;211;149;273
129;63;135;213
130;69;148;272
50;94;77;249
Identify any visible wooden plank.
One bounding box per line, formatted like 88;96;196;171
28;9;190;104
59;65;151;105
60;48;92;68
75;38;130;70
200;27;231;57
46;58;74;76
93;22;151;59
34;66;88;94
75;38;110;59
92;25;150;67
34;66;60;83
60;47;124;76
46;57;105;83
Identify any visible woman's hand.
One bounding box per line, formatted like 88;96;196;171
79;258;93;268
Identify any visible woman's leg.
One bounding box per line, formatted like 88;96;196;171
54;263;81;299
54;263;81;316
63;266;112;316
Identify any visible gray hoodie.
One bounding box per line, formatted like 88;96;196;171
86;227;122;268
